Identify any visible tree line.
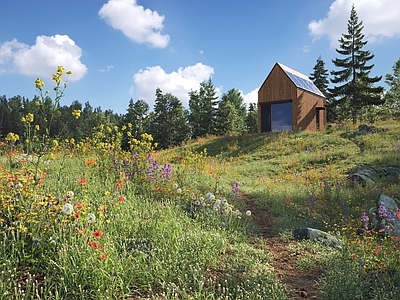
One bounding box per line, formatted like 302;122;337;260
0;81;258;149
309;5;400;124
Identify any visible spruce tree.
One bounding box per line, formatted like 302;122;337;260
245;103;258;133
384;57;400;119
309;56;329;95
188;78;218;138
329;4;383;123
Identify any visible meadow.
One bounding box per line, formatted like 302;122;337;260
1;68;400;299
2;119;400;299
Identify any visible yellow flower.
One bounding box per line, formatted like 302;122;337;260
35;101;41;107
66;70;73;75
52;139;59;148
72;110;81;119
35;78;45;89
25;113;34;123
35;125;40;131
5;132;19;143
18;224;28;233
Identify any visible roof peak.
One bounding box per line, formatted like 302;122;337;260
277;62;311;82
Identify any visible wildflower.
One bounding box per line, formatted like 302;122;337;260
77;177;87;185
93;229;103;238
350;253;358;259
177;188;182;194
234;210;242;217
393;236;399;242
85;159;95;166
173;183;178;189
62;203;74;215
395;209;400;219
99;205;107;211
205;192;215;202
67;191;75;198
34;124;40;131
72;110;81;119
73;210;81;218
18;224;28;233
78;228;87;235
35;78;45;89
231;182;239;194
104;191;110;196
90;241;101;250
5;132;19;143
87;213;96;223
246;210;252;216
99;253;107;261
118;195;126;202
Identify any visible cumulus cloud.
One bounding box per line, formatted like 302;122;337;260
99;0;170;48
0;34;87;81
132;62;215;108
242;88;258;108
309;0;400;47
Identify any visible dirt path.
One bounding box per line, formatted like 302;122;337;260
244;195;323;299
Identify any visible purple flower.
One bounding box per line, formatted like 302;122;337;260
232;182;239;194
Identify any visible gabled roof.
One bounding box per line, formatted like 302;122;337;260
277;62;325;98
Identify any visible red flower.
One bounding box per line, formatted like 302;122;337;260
93;229;103;238
90;241;101;250
118;195;126;202
85;159;95;166
75;203;83;209
77;177;87;185
73;210;81;218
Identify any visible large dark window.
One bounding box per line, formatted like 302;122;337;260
271;102;292;132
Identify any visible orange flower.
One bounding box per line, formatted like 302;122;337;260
76;203;83;209
93;229;103;238
77;177;87;185
373;249;381;255
116;178;123;188
396;210;400;219
78;228;87;235
73;210;81;218
99;205;107;211
85;159;95;166
118;195;126;202
99;253;107;261
350;253;358;259
392;235;399;242
90;241;101;250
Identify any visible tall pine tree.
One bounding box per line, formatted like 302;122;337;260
329;4;383;123
150;88;190;149
188;78;218;138
309;56;334;121
384;57;400;119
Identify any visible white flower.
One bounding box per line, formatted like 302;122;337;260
177;188;182;194
61;203;74;215
205;192;215;202
246;210;252;216
66;190;74;198
234;210;242;217
190;193;196;200
172;183;179;189
87;213;96;223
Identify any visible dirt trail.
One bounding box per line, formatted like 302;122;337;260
243;196;323;299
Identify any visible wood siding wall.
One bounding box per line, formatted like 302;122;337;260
258;64;326;132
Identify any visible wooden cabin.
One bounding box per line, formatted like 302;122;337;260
258;62;326;132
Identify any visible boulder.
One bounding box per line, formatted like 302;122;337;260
292;228;344;249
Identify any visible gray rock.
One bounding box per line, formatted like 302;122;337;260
292;228;344;249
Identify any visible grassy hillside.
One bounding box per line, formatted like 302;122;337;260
1;120;400;299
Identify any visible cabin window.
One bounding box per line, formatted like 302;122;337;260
271;102;292;132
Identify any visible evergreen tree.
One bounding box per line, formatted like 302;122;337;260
124;99;150;139
383;57;400;119
245;103;258;133
216;88;246;134
329;4;383;123
188;78;218;138
310;56;336;122
150;88;190;149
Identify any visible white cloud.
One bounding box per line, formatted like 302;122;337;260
99;0;170;48
99;65;114;72
309;0;400;47
241;88;258;108
0;35;87;81
132;62;215;108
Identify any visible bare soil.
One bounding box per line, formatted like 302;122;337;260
243;195;324;299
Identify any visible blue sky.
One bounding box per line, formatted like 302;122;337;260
1;0;400;114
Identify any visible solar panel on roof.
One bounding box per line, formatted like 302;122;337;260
280;65;325;98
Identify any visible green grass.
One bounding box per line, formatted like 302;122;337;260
1;120;400;299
